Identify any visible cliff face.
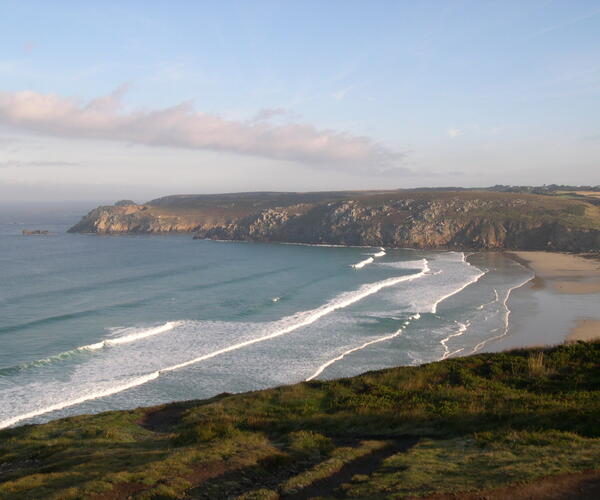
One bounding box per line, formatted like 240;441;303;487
68;191;600;251
67;204;228;234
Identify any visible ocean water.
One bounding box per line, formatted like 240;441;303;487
0;205;533;429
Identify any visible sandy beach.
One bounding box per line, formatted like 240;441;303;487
507;251;600;342
567;319;600;342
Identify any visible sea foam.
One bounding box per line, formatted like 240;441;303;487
0;262;430;429
306;313;421;380
82;321;184;351
351;247;386;268
352;256;374;269
0;322;183;376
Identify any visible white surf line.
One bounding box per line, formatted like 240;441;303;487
372;247;386;257
352;247;386;268
81;321;184;351
306;313;421;381
1;262;430;429
440;321;470;360
352;256;374;269
471;274;534;353
0;372;160;430
430;253;487;314
161;262;429;374
477;289;499;310
0;321;185;375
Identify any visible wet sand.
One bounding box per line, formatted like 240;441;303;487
567;319;600;342
506;251;600;343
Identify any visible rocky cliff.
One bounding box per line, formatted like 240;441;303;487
68;190;600;251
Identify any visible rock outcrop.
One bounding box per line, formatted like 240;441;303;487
22;229;49;235
68;191;600;251
67;204;204;233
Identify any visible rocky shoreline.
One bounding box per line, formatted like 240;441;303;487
68;190;600;252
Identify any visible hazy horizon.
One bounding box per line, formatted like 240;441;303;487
1;0;599;201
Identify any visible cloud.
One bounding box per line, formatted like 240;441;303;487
0;87;403;173
0;160;80;168
447;128;463;139
251;108;289;122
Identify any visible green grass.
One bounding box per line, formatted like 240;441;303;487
342;431;600;498
1;341;599;499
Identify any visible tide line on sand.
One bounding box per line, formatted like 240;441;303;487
471;275;534;353
440;321;470;360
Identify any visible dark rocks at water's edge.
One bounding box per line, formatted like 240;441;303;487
22;229;50;235
67;190;600;252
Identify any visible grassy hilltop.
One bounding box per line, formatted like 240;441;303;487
1;342;599;499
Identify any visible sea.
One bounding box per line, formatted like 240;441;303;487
0;203;536;429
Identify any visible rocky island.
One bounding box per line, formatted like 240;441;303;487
22;229;50;235
69;189;600;251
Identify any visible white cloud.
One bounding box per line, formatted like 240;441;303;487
447;128;463;139
251;108;288;122
0;87;403;173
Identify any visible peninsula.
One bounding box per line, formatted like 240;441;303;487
68;188;600;252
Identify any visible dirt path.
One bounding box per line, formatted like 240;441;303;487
138;403;187;433
284;437;419;499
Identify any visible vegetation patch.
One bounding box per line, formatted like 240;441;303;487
342;431;600;498
0;341;598;498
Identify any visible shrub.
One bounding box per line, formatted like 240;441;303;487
527;352;546;377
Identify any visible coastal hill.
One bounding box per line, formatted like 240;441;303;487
1;342;598;499
68;189;600;251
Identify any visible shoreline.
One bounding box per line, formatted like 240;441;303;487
505;251;600;342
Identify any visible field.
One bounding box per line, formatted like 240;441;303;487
1;341;599;499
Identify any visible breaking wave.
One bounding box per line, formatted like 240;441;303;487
0;261;430;429
0;322;183;375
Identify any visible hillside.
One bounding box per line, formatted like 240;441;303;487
0;342;598;499
68;190;600;251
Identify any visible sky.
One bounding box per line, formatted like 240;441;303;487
0;0;599;202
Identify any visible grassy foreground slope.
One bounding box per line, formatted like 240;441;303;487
1;342;599;499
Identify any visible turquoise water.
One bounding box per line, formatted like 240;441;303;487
0;205;532;428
